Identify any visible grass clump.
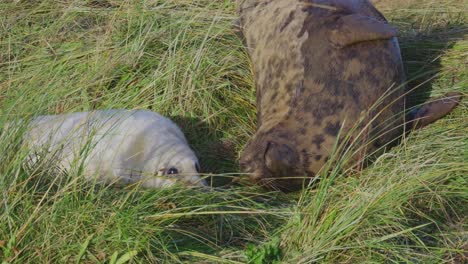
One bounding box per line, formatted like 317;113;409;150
0;0;466;263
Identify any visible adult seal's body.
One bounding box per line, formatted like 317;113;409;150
237;0;461;191
19;109;207;188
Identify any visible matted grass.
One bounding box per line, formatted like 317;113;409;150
0;0;466;263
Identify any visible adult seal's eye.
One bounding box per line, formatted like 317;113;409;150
167;168;179;175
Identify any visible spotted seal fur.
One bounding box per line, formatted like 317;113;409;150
237;0;462;191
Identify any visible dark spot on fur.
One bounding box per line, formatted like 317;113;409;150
347;49;359;58
349;86;361;105
277;60;285;72
278;133;289;140
285;82;295;91
307;98;345;122
280;11;295;32
301;149;310;171
314;154;322;161
299;127;307;135
271;82;279;92
312;134;325;149
325;121;341;136
271;92;278;101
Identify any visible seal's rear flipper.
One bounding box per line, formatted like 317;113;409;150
408;92;462;129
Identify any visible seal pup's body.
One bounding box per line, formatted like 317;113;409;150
22;109;206;188
237;0;461;191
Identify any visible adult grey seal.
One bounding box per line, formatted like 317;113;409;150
236;0;462;191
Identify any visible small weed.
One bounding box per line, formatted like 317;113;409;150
245;236;282;264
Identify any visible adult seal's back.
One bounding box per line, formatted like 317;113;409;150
237;0;462;191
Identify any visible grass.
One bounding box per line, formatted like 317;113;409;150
0;0;466;263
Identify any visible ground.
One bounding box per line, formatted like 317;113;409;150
0;0;466;263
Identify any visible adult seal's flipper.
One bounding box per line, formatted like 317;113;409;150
408;92;462;129
329;14;398;48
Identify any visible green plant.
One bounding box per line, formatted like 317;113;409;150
245;236;282;264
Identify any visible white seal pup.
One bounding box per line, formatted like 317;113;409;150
21;109;207;188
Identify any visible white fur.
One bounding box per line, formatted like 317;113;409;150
23;109;207;188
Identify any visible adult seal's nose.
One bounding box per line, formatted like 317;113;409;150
264;142;298;177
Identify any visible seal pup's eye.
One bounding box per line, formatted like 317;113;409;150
166;168;179;175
